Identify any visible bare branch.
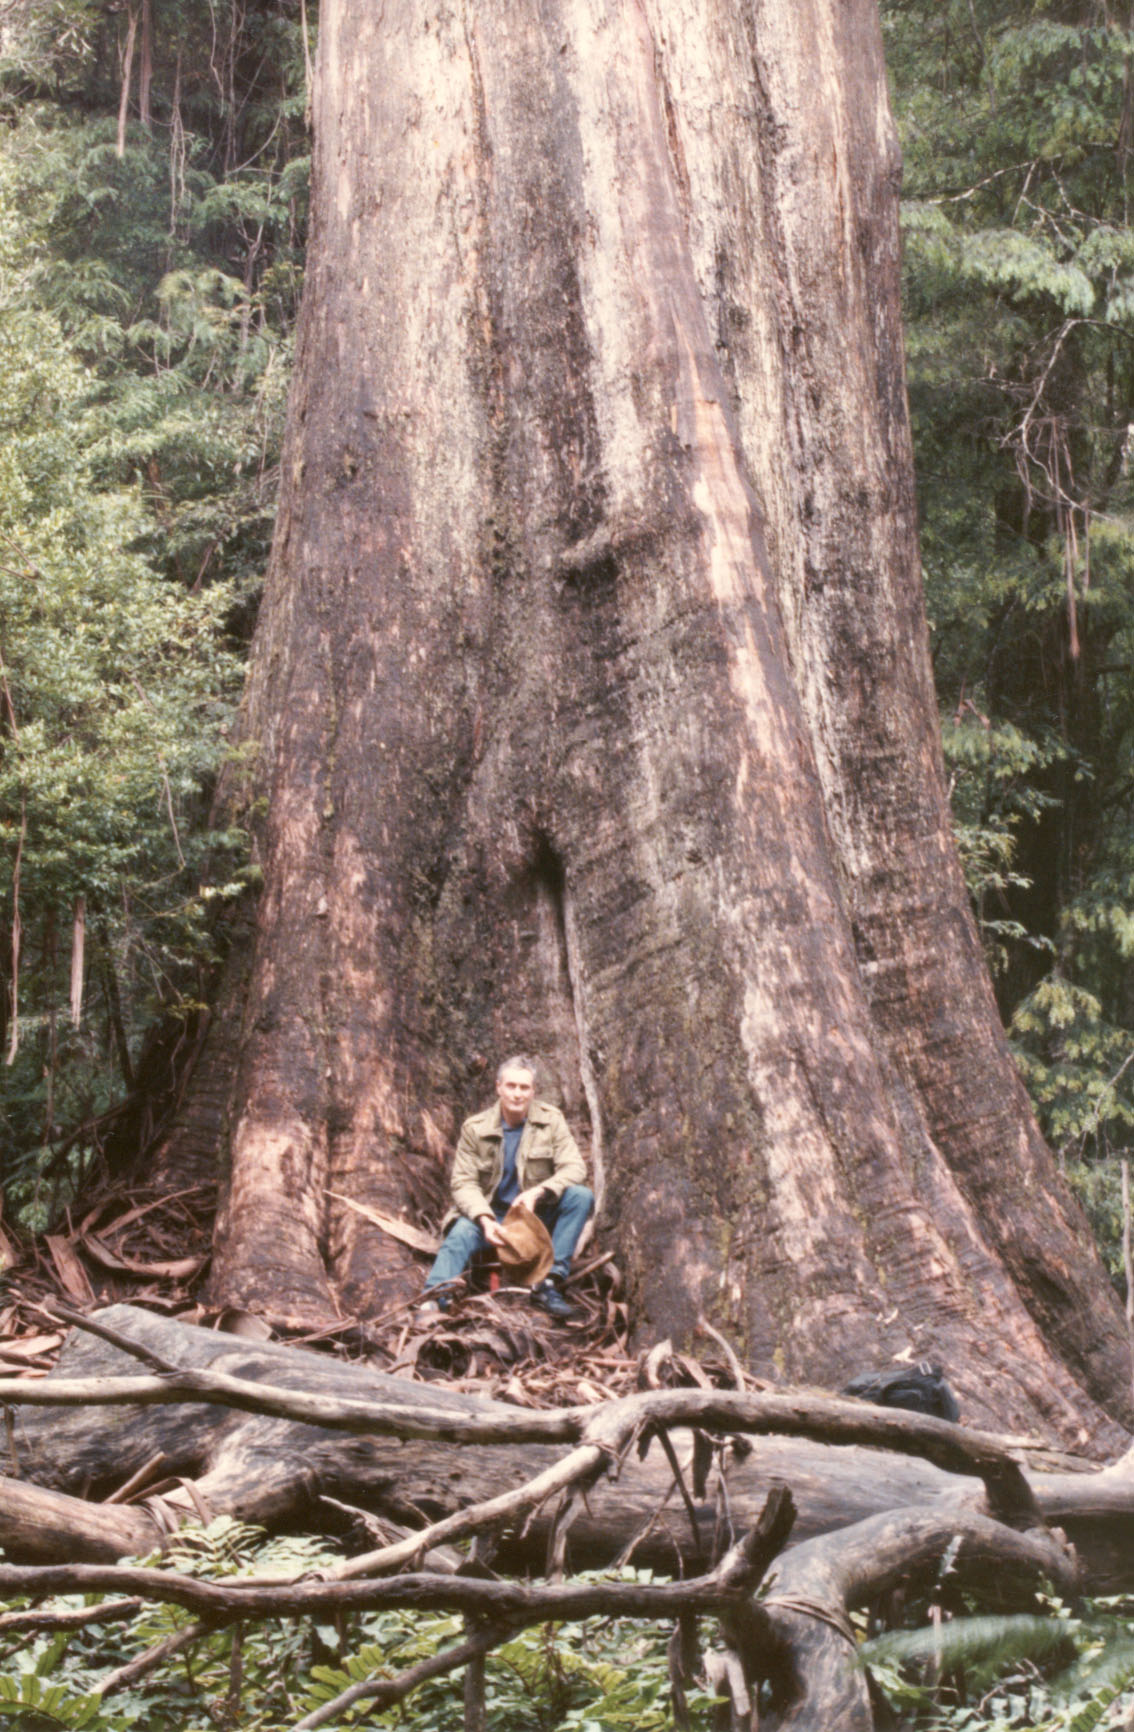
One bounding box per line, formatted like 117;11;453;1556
330;1441;609;1581
0;1532;780;1623
96;1619;213;1699
0;1598;143;1635
14;1311;1042;1510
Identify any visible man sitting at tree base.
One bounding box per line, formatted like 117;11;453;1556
419;1056;593;1322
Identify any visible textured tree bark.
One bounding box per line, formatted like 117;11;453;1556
157;0;1133;1442
0;1477;159;1564
751;1508;1079;1732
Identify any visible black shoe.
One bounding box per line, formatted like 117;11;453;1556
530;1277;576;1322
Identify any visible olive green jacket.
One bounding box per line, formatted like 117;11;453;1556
448;1099;585;1225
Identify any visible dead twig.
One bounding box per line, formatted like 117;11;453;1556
96;1618;212;1699
292;1621;510;1732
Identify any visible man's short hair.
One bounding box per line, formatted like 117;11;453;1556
496;1054;537;1085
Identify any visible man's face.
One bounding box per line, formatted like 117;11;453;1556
497;1066;535;1125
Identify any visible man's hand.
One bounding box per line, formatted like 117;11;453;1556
516;1185;546;1213
478;1215;508;1248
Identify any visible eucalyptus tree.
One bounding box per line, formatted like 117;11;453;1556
154;0;1132;1445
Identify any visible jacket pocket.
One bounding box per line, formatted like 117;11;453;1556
523;1142;555;1185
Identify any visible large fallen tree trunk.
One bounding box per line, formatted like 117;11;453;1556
5;1308;1134;1594
4;1308;1125;1730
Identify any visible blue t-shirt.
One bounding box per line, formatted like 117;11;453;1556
493;1120;524;1214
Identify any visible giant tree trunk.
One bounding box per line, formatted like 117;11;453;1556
158;0;1133;1445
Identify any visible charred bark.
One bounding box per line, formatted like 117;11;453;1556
154;0;1133;1442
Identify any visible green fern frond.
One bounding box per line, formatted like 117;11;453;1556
864;1610;1075;1674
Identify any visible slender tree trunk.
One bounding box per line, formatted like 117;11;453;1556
137;0;153;133
159;0;1133;1444
115;5;137;160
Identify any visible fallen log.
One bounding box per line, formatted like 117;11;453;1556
3;1306;1133;1591
0;1475;158;1563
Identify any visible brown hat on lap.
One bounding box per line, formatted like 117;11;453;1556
494;1201;555;1287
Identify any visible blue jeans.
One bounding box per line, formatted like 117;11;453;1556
424;1185;594;1293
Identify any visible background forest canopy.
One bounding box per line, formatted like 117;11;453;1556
1;0;1134;1284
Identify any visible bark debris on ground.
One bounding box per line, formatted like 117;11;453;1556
1;1179;763;1407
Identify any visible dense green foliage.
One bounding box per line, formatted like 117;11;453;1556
0;182;241;1192
0;0;308;1222
3;1521;1134;1730
865;1599;1134;1730
883;0;1134;1265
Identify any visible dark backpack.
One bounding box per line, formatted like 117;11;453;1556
841;1362;960;1423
